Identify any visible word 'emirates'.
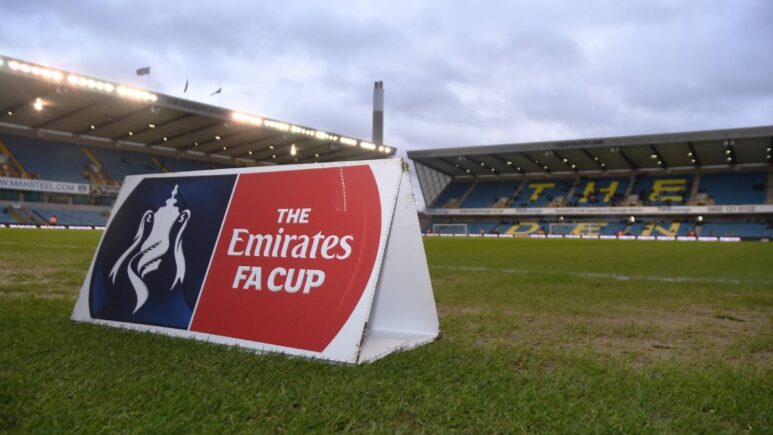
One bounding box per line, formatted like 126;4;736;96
226;208;354;294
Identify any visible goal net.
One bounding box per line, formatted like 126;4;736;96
548;223;593;236
432;223;468;235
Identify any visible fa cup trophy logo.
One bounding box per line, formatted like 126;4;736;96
109;185;191;313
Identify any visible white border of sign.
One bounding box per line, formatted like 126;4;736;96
71;159;439;364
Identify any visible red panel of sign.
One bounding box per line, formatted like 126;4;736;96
190;166;381;351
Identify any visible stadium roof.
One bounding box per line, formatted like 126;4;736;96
408;125;773;177
0;55;394;166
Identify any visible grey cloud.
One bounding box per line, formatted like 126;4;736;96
1;0;772;152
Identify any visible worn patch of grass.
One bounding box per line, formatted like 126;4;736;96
1;229;772;432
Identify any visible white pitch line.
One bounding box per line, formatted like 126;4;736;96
0;241;94;250
430;264;773;286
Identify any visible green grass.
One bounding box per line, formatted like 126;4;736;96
1;229;772;433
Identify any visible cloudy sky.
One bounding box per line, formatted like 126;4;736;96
2;0;772;154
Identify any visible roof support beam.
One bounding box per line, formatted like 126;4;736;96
109;112;192;139
489;154;522;174
274;141;336;164
686;141;701;167
416;158;461;176
553;151;577;172
249;136;314;161
463;155;493;175
105;106;168;140
221;132;288;157
438;157;476;175
0;87;59;118
33;96;111;129
519;152;550;173
649;145;668;169
162;120;226;146
581;149;606;170
617;148;637;170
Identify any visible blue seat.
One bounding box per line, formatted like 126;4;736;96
571;177;629;207
33;209;108;226
700;223;773;238
2;133;91;183
87;147;162;182
631;175;692;206
462;181;519;208
513;179;573;207
699;172;766;205
0;208;17;224
433;182;473;207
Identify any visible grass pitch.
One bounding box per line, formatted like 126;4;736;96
1;229;771;432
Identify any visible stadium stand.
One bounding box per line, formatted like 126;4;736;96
2;133;91;183
462;181;520;208
697;172;767;205
0;55;394;228
503;221;547;236
411;125;773;241
434;181;473;208
32;208;108;226
87;146;163;182
0;207;17;224
629;221;693;237
513;179;574;207
629;175;692;206
699;222;773;238
570;177;630;207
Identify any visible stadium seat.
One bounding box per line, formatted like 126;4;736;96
0;208;18;224
699;223;773;238
570;177;630;207
630;175;692;206
433;181;473;208
462;181;520;208
698;172;766;205
2;133;92;183
32;208;108;226
630;221;692;237
87;147;163;182
513;179;573;207
504;221;546;236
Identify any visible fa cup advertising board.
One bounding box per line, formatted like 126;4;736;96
72;159;438;363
